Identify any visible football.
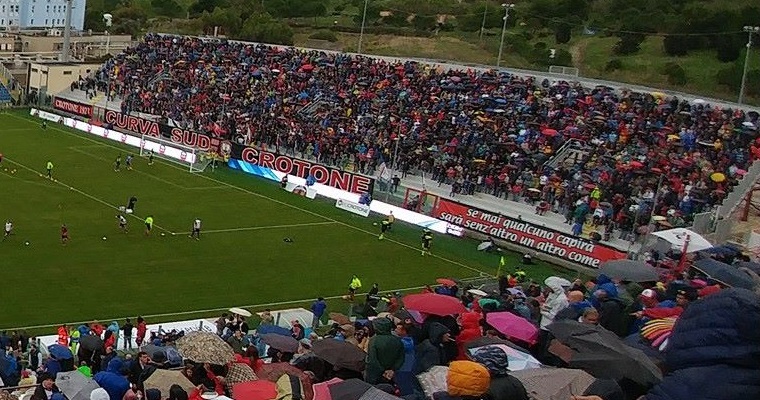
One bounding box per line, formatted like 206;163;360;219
102;236;107;240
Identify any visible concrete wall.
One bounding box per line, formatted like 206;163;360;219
27;61;99;94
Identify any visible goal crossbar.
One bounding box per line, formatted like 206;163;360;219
138;134;212;173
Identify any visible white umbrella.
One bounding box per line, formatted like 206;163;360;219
229;307;252;317
544;276;572;288
651;228;712;253
692;99;706;104
468;344;543;371
468;289;488;297
742;121;756;129
55;371;101;400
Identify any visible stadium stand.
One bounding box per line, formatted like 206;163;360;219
67;34;760;243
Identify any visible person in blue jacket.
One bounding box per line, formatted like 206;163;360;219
94;357;130;400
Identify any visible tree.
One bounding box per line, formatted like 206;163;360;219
663;62;688;85
239;13;294;45
413;15;437;31
190;0;227;17
151;0;184;18
613;33;645;55
554;23;571;44
352;2;382;27
201;7;243;36
714;34;744;63
663;35;689;56
457;4;503;32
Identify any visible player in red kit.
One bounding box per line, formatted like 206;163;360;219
61;224;69;245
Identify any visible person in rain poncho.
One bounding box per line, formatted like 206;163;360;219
365;318;405;384
540;277;569;330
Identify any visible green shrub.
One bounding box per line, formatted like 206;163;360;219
309;30;338;42
605;59;623;72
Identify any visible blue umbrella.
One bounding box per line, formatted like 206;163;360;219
48;344;74;360
494;98;507;104
257;324;291;336
693;259;754;289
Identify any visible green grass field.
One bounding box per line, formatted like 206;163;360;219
0;110;564;332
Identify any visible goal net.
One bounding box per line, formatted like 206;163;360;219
138;134;212;173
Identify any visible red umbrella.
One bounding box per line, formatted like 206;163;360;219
629;161;644;168
233;381;277;400
436;278;456;287
403;293;467;316
541;128;558;137
486;312;539;346
301;64;314;72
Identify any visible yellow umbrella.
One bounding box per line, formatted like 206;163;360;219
667;135;680;141
651;91;667;99
710;172;726;183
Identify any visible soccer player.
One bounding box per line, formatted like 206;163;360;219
114;154;122;172
41;120;47;130
46;160;54;179
378;217;391;240
144;216;154;236
3;219;12;241
117;215;128;233
125;154;133;170
387;211;395;230
148;150;154;166
61;224;69;245
421;229;433;256
190;218;201;240
347;274;362;302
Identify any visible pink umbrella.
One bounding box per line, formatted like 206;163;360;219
486;312;539;346
313;377;343;400
541;128;558;137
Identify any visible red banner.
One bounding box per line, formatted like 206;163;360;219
53;98;93;118
432;199;625;268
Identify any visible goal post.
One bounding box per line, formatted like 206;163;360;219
139;134;212;173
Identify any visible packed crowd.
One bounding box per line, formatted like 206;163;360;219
2;262;759;400
80;34;760;239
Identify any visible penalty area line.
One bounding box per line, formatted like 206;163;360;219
4;156;173;234
172;221;339;236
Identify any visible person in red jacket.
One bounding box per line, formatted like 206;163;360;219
456;312;483;360
136;317;147;346
632;288;697;320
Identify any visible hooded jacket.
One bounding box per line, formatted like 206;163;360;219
94;358;130;400
365;318;405;384
644;288;760;400
415;322;457;374
456;313;482;360
540;278;569;329
470;346;528;400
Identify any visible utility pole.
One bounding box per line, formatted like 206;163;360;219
358;0;369;53
496;3;515;68
739;26;759;105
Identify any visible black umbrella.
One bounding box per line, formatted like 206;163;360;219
141;344;167;360
547;320;662;387
79;335;104;352
260;333;298;353
736;261;760;275
329;378;401;400
693;259;755;289
598;260;659;282
312;338;366;372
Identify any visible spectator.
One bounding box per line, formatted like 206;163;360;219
310;297;327;330
226;330;245;355
365;318;405;384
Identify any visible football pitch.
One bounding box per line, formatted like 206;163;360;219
0;110;563;330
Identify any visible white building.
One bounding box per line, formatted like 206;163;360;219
0;0;87;31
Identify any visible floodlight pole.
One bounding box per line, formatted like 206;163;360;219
739;26;759;105
479;7;487;41
61;0;74;62
496;3;514;68
358;0;369;54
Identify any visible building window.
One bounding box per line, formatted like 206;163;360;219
45;19;48;25
63;71;72;75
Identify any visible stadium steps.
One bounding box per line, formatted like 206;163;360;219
0;82;12;104
545;139;590;170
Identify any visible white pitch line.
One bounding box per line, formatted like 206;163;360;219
11;114;492;278
3;275;489;331
173;221;338;235
3;156;173;234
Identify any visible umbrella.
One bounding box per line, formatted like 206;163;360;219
175;331;235;365
233;381;277;400
329;379;401;400
260;333;299;353
651;228;712;253
464;336;531;354
312;338;367;372
436;278;456;287
598;260;659;282
541;128;558;137
143;369;194;397
467;289;488;297
256;324;292;336
544;276;572;289
547;320;662;386
229;307;252;317
329;312;351;325
312;377;344;400
692;259;755;289
79;335;104;352
402;293;467;316
141;344;166;359
511;368;596;400
55;371;101;400
48;344;73;360
736;261;760;274
710;172;726;183
416;366;449;399
485;312;539;346
466;343;542;371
